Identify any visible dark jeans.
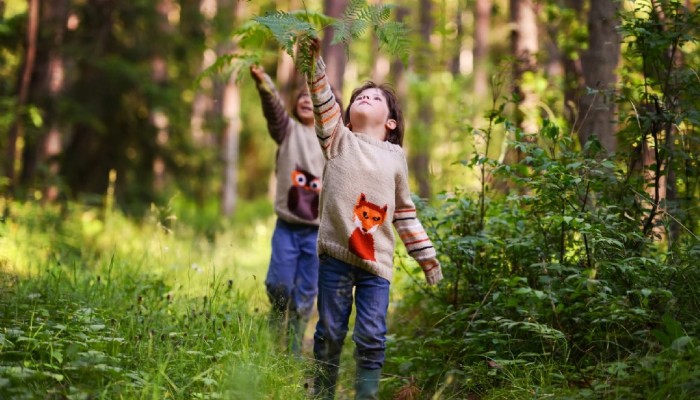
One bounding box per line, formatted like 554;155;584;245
265;219;319;318
313;255;390;371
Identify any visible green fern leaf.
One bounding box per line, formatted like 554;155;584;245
254;11;316;56
331;0;367;47
234;20;272;49
196;53;260;85
376;20;411;66
288;9;335;28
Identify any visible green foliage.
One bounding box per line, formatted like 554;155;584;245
385;2;700;390
0;200;305;399
218;1;410;78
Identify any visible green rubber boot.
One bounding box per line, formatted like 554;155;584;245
354;368;381;400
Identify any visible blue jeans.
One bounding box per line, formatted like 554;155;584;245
265;219;319;318
313;255;390;372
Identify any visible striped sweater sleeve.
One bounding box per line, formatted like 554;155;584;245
393;158;443;285
306;57;344;159
255;72;291;144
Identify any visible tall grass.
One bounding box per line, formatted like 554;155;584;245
0;199;311;399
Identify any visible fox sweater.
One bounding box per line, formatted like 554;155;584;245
306;57;443;284
255;72;325;226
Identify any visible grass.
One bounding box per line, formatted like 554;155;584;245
0;199;310;399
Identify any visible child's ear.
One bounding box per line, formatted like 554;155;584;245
385;119;397;130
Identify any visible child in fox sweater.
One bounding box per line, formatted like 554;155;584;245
250;64;324;357
299;40;443;399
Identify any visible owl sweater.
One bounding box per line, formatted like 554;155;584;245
255;72;325;226
306;58;443;285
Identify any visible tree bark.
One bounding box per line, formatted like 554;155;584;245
411;0;434;199
560;0;584;130
21;0;71;201
219;0;245;216
576;0;620;154
5;0;39;193
510;0;539;137
473;0;491;96
321;0;348;96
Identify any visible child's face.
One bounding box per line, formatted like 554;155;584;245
348;88;392;132
295;92;314;125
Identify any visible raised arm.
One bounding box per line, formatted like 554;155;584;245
302;40;344;159
393;159;443;285
251;65;292;144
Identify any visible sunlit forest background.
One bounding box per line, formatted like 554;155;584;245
1;0;700;399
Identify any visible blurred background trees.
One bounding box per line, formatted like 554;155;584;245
1;0;698;227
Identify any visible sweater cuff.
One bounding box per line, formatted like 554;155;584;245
425;266;443;285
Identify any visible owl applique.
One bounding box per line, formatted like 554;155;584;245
288;164;321;220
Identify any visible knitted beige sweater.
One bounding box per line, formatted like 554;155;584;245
255;72;325;226
307;58;443;284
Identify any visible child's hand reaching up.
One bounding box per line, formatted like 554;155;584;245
294;34;321;75
250;64;265;84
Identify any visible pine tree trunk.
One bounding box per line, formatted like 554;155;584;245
576;0;620;154
473;0;491;97
5;0;39;194
219;0;245;216
510;0;539;137
412;0;434;199
321;0;348;95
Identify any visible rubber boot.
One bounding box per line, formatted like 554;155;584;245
354;368;381;400
287;313;308;357
313;362;339;400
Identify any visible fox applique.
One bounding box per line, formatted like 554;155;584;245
348;193;388;261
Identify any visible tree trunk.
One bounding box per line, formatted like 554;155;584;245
510;0;539;137
561;0;584;130
411;0;434;199
151;0;176;194
21;0;70;194
219;0;245;216
576;0;620;154
390;6;409;133
5;0;39;194
449;0;464;75
321;0;348;95
473;0;490;96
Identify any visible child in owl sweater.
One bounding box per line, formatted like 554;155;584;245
250;65;324;357
299;41;443;399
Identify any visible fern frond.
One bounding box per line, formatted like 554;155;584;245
359;4;392;25
376;21;411;66
294;31;317;76
196;53;260;85
343;0;368;20
288;9;335;29
254;11;316;56
234;20;272;49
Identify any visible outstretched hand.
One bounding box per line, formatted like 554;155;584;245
250;64;265;84
294;34;321;74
